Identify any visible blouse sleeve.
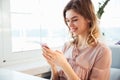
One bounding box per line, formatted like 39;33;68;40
89;46;112;80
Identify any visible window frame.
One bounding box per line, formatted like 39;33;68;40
0;0;42;67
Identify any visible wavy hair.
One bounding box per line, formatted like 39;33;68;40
63;0;100;46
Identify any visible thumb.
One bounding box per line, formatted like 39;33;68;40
55;50;63;54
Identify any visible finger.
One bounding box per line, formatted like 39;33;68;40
42;54;54;64
42;50;53;57
42;47;53;53
41;43;50;49
42;48;47;54
42;47;50;53
55;50;63;54
43;48;55;58
43;53;53;61
42;53;49;60
42;47;56;61
42;47;51;54
43;53;49;60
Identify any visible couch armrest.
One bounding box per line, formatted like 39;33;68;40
110;68;120;80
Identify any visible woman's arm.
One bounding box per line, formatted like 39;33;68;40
50;66;59;80
60;59;80;80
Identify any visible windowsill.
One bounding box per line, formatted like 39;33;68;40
2;61;51;76
22;65;51;76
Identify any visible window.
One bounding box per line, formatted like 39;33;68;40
10;0;69;52
0;0;69;67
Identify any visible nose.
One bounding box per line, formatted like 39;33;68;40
67;21;74;28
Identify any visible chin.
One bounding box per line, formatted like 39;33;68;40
72;32;78;36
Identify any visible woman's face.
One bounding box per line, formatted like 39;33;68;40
65;9;90;36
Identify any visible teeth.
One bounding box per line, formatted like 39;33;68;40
70;28;77;32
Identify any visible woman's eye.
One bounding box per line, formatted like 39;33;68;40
66;19;78;23
72;19;78;21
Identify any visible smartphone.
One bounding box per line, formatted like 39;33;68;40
40;43;50;49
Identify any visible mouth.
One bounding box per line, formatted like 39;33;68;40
70;28;78;33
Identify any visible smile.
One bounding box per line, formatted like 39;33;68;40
70;28;77;32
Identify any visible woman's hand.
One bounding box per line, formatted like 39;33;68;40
42;46;56;67
42;46;60;80
42;46;67;68
42;46;80;80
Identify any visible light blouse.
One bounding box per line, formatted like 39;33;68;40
58;41;112;80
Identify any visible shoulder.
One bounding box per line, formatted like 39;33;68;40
95;41;112;61
97;41;111;53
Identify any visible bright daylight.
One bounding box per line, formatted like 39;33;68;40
0;0;120;80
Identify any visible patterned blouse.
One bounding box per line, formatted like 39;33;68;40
58;41;112;80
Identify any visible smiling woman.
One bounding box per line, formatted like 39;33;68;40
42;0;112;80
0;0;120;78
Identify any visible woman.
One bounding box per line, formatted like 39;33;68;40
42;0;112;80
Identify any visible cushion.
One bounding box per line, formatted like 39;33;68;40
110;68;120;80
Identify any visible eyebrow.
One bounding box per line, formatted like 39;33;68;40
71;16;78;19
66;16;78;20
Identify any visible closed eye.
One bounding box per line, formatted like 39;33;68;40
72;19;78;22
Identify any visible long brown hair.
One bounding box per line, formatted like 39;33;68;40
63;0;100;46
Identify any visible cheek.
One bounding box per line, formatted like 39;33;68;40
78;23;89;32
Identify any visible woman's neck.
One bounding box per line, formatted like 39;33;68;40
78;34;88;48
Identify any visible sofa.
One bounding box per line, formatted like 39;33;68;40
109;45;120;80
